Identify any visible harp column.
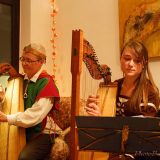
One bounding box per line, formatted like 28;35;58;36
70;30;83;160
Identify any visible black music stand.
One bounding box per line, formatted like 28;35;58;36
76;116;160;156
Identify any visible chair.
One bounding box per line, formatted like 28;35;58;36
48;97;86;160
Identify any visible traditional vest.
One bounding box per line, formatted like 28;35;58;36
24;71;60;140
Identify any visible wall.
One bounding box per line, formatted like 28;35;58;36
55;0;122;97
20;0;160;97
20;0;31;58
20;0;53;74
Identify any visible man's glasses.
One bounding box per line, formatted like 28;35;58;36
19;57;40;64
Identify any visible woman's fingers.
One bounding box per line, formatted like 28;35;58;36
85;102;101;116
87;95;99;104
85;95;101;116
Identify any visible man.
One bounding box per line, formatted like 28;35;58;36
0;43;61;160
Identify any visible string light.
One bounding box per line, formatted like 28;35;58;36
50;0;59;81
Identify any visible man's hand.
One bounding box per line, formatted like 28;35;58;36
0;63;20;79
0;63;10;74
0;111;7;122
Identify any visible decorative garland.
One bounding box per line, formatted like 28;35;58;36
50;0;59;80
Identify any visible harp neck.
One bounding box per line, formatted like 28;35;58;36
83;39;111;84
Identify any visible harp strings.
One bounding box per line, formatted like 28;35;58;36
81;39;100;115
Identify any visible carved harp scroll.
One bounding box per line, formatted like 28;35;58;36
0;64;26;160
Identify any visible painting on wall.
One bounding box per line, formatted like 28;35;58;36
119;0;160;59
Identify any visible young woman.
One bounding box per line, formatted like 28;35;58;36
85;40;160;159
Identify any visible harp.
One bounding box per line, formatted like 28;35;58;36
0;64;26;160
70;30;118;160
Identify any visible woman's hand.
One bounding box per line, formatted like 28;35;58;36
85;95;101;116
0;111;7;122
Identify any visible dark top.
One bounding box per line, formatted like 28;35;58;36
115;78;159;117
109;78;160;159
